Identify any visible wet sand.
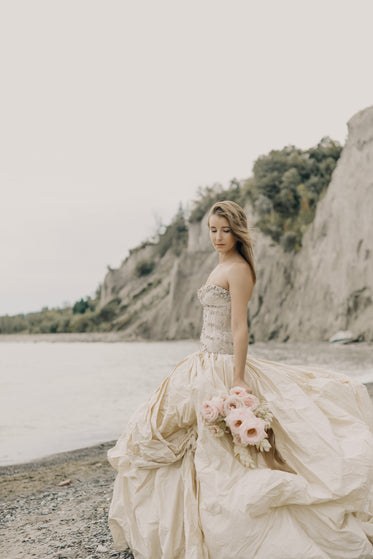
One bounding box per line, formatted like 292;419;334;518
2;384;373;559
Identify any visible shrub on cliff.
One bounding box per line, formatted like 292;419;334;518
281;231;297;252
135;259;155;277
96;298;121;322
189;180;245;223
157;205;188;257
243;136;342;250
187;137;341;251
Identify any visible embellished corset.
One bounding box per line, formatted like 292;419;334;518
197;284;234;355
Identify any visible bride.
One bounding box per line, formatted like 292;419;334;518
107;200;373;559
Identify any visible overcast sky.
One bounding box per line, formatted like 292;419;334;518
1;0;372;315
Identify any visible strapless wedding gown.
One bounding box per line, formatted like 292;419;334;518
107;284;373;559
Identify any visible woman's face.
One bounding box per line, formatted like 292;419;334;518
208;214;237;254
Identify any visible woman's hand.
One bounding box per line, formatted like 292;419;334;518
232;377;252;393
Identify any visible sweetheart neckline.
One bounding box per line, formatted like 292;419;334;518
200;283;230;294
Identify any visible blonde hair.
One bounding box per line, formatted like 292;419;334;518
207;200;257;285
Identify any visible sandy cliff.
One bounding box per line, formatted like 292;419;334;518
100;105;373;342
276;105;373;341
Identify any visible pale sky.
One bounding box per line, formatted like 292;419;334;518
1;0;373;315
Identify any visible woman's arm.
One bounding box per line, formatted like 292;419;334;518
228;263;254;391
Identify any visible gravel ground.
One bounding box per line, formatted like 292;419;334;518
2;384;373;559
0;442;133;559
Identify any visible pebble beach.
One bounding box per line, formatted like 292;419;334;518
0;441;134;559
2;380;373;559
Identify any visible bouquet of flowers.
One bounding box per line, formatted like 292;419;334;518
200;386;273;469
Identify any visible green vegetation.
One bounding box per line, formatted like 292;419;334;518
0;292;122;335
128;240;155;256
245;136;342;250
0;136;342;334
189;136;342;251
72;298;92;314
156;204;188;257
135;258;155;277
188;179;244;223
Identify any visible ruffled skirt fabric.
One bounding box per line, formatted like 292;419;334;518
107;351;373;559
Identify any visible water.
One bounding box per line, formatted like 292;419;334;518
0;340;372;466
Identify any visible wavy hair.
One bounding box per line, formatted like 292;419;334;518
207;200;257;285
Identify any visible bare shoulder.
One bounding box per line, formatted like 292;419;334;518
227;258;252;283
227;259;254;298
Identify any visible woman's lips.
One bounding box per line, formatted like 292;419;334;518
216;244;225;247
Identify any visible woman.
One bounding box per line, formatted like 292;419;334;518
107;200;373;559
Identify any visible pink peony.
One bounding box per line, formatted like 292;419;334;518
222;394;245;416
229;386;250;398
239;416;267;446
225;408;255;434
201;399;223;424
210;396;224;414
241;393;260;410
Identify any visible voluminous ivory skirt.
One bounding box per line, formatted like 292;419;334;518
107;351;373;559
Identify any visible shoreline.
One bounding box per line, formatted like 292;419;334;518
0;440;117;480
0;332;200;344
0;332;147;343
1;332;372;346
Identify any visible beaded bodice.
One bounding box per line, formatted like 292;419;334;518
197;284;234;355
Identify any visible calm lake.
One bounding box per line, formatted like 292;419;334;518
0;339;372;466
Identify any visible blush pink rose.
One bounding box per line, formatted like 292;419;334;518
239;416;267;446
222;395;245;416
229;386;250;397
201;399;223;423
241;393;260;410
210;396;224;414
225;408;255;434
